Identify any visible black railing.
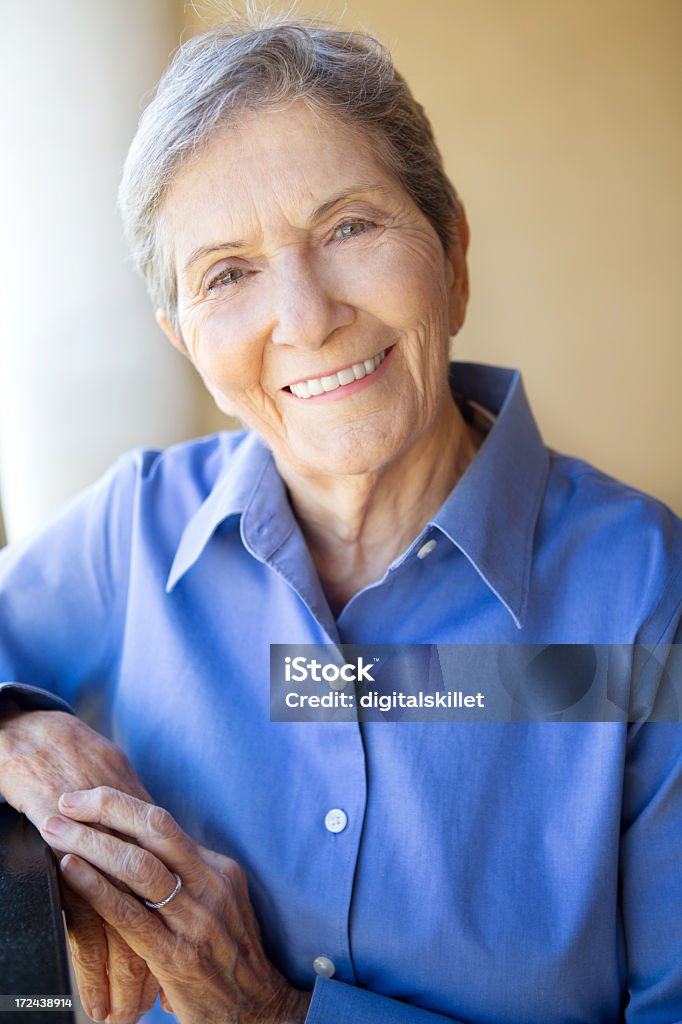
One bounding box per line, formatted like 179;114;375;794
0;804;75;1022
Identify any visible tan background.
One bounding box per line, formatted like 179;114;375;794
188;0;682;513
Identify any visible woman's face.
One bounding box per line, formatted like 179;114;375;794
158;101;469;479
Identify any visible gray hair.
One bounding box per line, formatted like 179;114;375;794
118;11;463;335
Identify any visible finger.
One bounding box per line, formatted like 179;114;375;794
60;854;170;972
105;923;159;1024
61;886;110;1022
43;814;180;910
140;967;162;1018
58;788;199;875
64;857;160;1024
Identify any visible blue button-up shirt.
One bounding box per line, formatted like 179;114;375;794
1;363;681;1023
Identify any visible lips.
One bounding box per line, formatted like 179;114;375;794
286;349;389;399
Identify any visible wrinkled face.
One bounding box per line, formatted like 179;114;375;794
159;101;468;479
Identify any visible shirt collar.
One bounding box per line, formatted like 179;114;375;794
166;430;294;592
167;363;549;629
431;363;549;628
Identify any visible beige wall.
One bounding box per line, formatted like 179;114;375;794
187;0;682;514
0;0;207;543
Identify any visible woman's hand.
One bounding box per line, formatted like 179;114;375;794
41;786;312;1024
0;711;160;1023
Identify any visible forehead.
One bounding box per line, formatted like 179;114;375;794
159;100;402;253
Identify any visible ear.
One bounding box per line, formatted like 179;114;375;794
445;206;470;337
155;309;186;355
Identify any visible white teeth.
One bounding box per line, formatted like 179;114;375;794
289;349;387;398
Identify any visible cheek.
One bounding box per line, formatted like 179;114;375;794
357;240;450;337
183;305;265;398
381;264;450;376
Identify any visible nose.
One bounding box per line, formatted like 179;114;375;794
269;251;354;351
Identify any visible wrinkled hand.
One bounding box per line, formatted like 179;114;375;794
0;711;159;1022
41;786;312;1024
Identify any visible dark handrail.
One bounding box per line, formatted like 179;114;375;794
0;804;75;1022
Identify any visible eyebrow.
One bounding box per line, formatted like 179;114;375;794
182;182;392;275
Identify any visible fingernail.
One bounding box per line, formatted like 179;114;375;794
43;815;68;835
90;1009;107;1022
60;790;85;808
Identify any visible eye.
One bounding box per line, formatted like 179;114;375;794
205;266;249;293
333;219;374;241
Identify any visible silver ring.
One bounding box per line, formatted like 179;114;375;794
143;872;182;910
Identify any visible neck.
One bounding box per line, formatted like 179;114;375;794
274;396;481;616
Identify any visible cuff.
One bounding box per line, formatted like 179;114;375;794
0;682;76;716
305;978;465;1023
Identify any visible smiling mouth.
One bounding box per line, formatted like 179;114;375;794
284;348;390;399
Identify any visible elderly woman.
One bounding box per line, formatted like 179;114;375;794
0;13;680;1024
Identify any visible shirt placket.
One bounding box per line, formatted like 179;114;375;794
246;509;368;986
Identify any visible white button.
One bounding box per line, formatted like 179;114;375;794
324;808;348;834
417;539;437;559
312;955;336;978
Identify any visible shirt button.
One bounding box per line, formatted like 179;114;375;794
417;539;437;559
312;955;336;978
324;808;348;834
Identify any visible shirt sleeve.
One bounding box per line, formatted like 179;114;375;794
621;721;682;1022
614;573;679;1019
0;683;75;715
0;453;138;714
306;979;470;1024
621;590;682;1022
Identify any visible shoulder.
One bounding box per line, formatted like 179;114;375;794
88;428;255;519
120;428;250;493
537;450;681;641
544;450;680;550
1;430;253;569
0;430;262;623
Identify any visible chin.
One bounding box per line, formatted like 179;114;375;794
285;430;405;480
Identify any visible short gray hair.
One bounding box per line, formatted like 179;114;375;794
118;11;463;335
